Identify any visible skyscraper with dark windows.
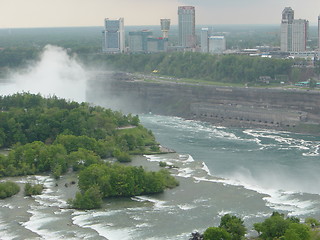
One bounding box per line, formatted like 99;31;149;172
178;6;196;48
103;18;125;53
280;7;308;52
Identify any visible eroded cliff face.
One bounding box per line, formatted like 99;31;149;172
87;72;320;133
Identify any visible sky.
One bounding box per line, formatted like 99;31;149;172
0;0;319;28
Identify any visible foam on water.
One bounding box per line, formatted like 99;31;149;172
243;129;320;156
177;204;197;210
201;162;211;175
72;210;136;240
194;173;318;217
132;196;171;210
0;218;19;240
23;209;63;239
146;150;318;217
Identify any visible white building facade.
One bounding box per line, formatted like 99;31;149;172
201;28;209;53
209;36;226;54
280;7;308;52
291;19;308;52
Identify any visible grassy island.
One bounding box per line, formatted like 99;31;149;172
0;93;179;209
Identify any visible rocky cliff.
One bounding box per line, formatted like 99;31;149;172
87;72;320;133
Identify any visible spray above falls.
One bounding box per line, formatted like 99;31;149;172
0;45;87;102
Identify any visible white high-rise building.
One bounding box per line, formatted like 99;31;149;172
103;18;125;53
292;19;308;52
201;28;209;53
209;36;226;54
280;7;294;52
280;7;308;52
178;6;196;48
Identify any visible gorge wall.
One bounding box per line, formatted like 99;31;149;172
87;72;320;133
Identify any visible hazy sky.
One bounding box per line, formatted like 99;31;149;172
0;0;319;28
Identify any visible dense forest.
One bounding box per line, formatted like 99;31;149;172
90;52;302;83
0;93;179;208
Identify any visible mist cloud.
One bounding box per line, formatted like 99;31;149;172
0;45;87;102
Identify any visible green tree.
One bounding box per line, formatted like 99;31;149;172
68;148;101;171
253;212;289;240
305;218;320;229
203;227;231;240
219;214;247;240
69;185;102;210
283;223;311;240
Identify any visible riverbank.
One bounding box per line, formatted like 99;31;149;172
88;75;320;136
188;114;320;136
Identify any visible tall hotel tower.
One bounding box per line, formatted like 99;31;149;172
280;7;308;52
178;6;196;48
103;18;125;53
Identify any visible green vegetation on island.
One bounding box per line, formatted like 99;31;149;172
24;183;44;196
0;93;179;209
0;181;20;199
69;163;179;209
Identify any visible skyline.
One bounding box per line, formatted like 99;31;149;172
0;0;319;29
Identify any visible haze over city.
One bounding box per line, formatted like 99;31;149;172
0;0;319;28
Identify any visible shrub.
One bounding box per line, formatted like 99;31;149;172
203;227;231;240
24;183;44;196
0;181;20;199
69;185;102;210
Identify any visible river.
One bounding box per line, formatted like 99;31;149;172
0;114;320;239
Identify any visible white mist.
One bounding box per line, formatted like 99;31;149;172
0;45;87;102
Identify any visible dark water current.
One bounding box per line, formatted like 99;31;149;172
0;114;320;240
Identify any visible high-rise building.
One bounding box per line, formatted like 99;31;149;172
209;36;226;54
178;6;196;48
201;28;209;53
281;7;294;52
103;18;125;53
292;19;308;52
160;19;171;39
147;37;169;52
128;30;152;53
280;7;308;52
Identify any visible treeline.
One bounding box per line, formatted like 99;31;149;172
193;212;320;240
0;93;141;147
0;48;40;68
0;47;313;84
0;93;178;208
89;52;299;83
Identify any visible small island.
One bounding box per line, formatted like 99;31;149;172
0;92;179;208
